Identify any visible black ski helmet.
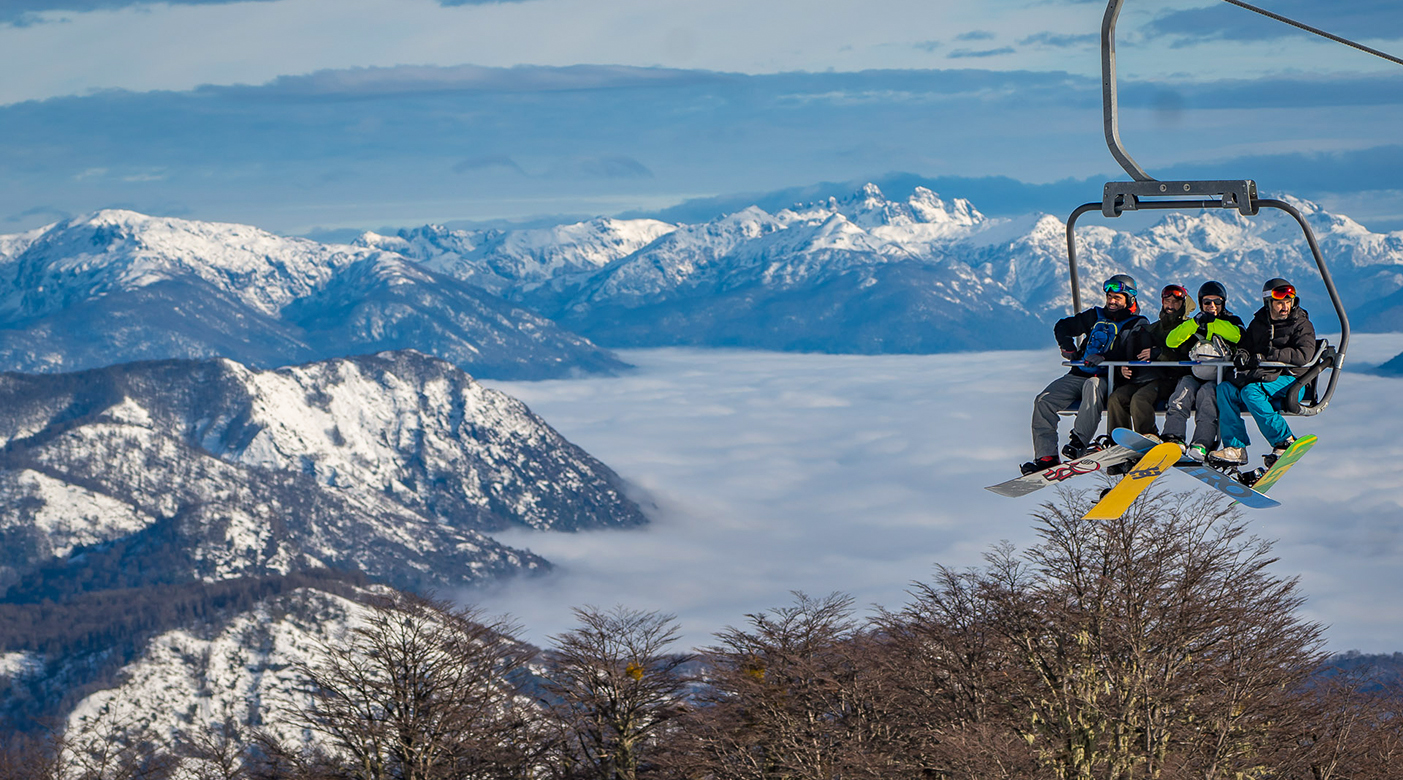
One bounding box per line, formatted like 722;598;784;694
1198;280;1227;303
1262;277;1297;301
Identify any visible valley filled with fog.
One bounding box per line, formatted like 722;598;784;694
483;336;1403;652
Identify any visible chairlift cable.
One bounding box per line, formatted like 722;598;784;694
1222;0;1403;68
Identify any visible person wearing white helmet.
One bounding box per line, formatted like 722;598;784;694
1021;274;1149;475
1210;277;1315;466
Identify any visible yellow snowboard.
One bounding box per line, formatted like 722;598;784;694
1084;442;1182;520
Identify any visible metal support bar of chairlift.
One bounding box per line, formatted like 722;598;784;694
1061;0;1354;414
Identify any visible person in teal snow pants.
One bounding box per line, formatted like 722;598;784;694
1211;277;1316;465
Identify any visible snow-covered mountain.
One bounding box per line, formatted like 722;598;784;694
0;350;646;602
372;184;1403;352
0;210;625;379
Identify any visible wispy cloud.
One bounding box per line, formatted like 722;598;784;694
955;30;996;42
1;0;278;26
948;46;1016;59
1019;31;1098;49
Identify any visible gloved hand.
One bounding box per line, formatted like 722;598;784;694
1232;349;1260;371
1198;311;1216;324
1061;349;1078;360
1083;353;1106;367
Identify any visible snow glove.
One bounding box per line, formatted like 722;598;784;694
1232;349;1261;371
1083;352;1106;367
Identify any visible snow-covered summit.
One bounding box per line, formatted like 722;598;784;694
0;210;625;378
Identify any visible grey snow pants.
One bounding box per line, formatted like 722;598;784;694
1162;375;1219;448
1032;372;1107;459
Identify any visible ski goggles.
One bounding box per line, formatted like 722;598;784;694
1161;285;1187;300
1265;284;1296;300
1103;280;1137;296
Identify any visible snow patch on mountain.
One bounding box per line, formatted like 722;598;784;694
65;586;374;752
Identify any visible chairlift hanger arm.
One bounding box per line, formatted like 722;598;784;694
1100;0;1403;183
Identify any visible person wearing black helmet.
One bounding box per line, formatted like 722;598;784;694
1161;281;1245;462
1021;273;1149;475
1210;278;1315;466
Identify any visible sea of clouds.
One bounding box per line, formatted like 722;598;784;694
480;335;1403;653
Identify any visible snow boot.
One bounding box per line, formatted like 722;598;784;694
1020;455;1059;476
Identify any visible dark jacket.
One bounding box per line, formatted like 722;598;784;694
1235;303;1316;384
1054;306;1148;378
1126;305;1196;384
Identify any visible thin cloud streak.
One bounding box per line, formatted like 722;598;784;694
479;338;1403;652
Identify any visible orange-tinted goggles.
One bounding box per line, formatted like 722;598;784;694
1161;285;1187;300
1266;285;1296;300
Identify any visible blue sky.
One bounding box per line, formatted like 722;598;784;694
0;0;1400;233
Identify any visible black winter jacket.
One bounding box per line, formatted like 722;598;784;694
1235;303;1316;385
1053;306;1148;378
1124;309;1193;384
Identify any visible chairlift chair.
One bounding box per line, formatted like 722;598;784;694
1059;0;1352;419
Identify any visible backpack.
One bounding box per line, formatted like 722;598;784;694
1189;335;1230;381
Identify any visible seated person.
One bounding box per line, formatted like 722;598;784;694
1211;278;1315;466
1022;274;1148;475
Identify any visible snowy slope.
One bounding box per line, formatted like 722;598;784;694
62;585;377;754
0;350;645;601
0;211;624;379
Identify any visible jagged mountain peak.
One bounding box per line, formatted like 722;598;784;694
783;183;985;231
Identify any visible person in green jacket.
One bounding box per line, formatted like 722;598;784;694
1161;281;1245;461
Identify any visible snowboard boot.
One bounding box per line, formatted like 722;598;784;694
1184;443;1210;463
1020;455;1059;476
1238;467;1268;487
1208;445;1248;466
1264;436;1296;469
1061;434;1089;461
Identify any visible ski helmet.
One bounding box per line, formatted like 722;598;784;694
1197;280;1227;303
1103;273;1139;312
1262;277;1296;301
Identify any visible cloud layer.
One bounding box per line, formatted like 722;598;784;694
0;63;1400;234
479;338;1403;652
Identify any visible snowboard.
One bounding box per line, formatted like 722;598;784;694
1248;434;1318;494
1084;442;1183;520
985;445;1142;498
1110;428;1280;509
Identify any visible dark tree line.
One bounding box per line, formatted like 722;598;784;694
3;489;1402;779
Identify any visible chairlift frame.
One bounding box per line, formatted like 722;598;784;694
1062;0;1351;417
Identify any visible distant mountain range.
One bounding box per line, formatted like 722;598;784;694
360;183;1403;354
4;190;1399;371
0;211;625;379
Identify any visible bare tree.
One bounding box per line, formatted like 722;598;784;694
542;606;690;780
970;488;1323;779
663;592;894;780
292;591;540;780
